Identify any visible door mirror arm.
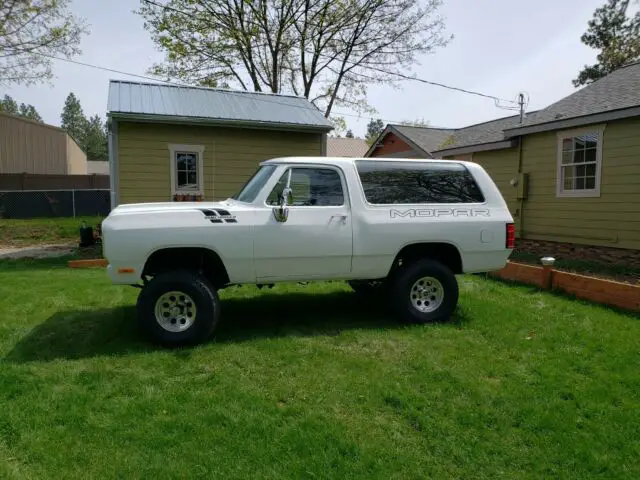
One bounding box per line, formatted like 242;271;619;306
273;169;292;223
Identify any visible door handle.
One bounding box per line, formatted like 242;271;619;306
331;214;348;225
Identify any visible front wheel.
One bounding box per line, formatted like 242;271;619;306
136;271;220;347
389;259;459;323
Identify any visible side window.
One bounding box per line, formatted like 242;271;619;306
355;160;484;204
267;167;344;206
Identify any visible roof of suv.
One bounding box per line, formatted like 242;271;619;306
262;156;473;168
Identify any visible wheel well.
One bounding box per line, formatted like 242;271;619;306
390;243;463;275
142;247;230;288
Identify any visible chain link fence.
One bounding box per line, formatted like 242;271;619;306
0;189;111;219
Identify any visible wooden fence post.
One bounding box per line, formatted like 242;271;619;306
540;256;556;290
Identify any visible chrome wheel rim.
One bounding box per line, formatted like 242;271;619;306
410;277;444;313
154;291;197;332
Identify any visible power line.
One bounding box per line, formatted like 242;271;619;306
37;52;454;128
35;52;182;86
139;0;519;105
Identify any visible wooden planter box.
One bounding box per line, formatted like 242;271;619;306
489;261;640;312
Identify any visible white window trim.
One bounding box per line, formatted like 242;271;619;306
169;144;205;196
556;124;605;198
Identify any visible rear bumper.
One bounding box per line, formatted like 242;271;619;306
462;250;512;274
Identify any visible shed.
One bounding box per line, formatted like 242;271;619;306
107;80;333;206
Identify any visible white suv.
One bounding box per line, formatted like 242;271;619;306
102;157;514;346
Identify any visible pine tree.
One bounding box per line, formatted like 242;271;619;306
574;0;640;86
18;103;43;122
83;114;109;161
0;95;19;115
0;95;43;122
345;129;354;138
365;119;385;145
60;93;88;144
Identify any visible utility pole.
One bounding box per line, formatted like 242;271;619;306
518;93;525;124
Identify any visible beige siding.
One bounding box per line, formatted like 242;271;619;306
521;117;640;250
65;136;88;174
0;113;68;174
117;122;324;204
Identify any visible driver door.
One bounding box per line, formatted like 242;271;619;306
253;166;353;281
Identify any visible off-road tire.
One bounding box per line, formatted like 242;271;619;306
389;259;459;324
136;271;220;347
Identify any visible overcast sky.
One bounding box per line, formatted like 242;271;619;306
4;0;622;136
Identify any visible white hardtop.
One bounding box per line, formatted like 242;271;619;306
262;156;475;169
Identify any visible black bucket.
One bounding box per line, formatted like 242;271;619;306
79;224;95;247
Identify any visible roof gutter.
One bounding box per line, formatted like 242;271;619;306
108;112;334;133
503;106;640;137
433;139;517;157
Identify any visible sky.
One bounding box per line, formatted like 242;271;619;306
4;0;622;136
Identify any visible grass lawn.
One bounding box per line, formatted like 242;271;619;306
0;217;104;247
0;259;638;479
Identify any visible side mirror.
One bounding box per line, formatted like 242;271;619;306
273;186;292;222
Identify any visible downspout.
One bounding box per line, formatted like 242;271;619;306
107;117;119;209
517;135;524;239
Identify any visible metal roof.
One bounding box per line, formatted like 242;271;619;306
107;80;333;131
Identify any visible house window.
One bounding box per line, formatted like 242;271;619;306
556;126;604;197
169;144;205;196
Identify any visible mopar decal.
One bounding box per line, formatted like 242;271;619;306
390;208;490;218
199;209;238;224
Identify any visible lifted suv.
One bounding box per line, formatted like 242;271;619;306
102;157;514;346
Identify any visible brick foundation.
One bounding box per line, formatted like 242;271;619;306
516;239;640;268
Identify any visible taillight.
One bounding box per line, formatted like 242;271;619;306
506;223;516;249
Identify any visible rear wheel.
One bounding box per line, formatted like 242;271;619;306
137;271;220;347
389;259;458;323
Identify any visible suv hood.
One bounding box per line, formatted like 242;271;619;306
109;199;250;216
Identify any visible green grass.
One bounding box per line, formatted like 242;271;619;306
0;260;638;478
0;217;104;246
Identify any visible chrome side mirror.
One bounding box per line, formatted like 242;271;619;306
273;186;292;222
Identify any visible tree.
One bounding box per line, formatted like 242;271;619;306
0;94;42;121
573;0;640;87
345;129;354;138
138;0;450;117
365;118;385;144
0;0;87;86
83;114;109;161
18;103;43;122
400;117;429;127
60;93;88;144
330;116;348;136
0;94;18;115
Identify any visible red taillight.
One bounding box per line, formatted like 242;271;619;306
506;223;516;249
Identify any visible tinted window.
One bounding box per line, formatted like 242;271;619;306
356;161;484;204
267;167;344;206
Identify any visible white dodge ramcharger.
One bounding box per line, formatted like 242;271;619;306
102;157;514;346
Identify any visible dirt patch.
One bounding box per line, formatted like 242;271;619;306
0;244;76;260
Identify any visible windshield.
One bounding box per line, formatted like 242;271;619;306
232;165;277;203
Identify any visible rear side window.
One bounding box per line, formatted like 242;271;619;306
355;160;485;204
